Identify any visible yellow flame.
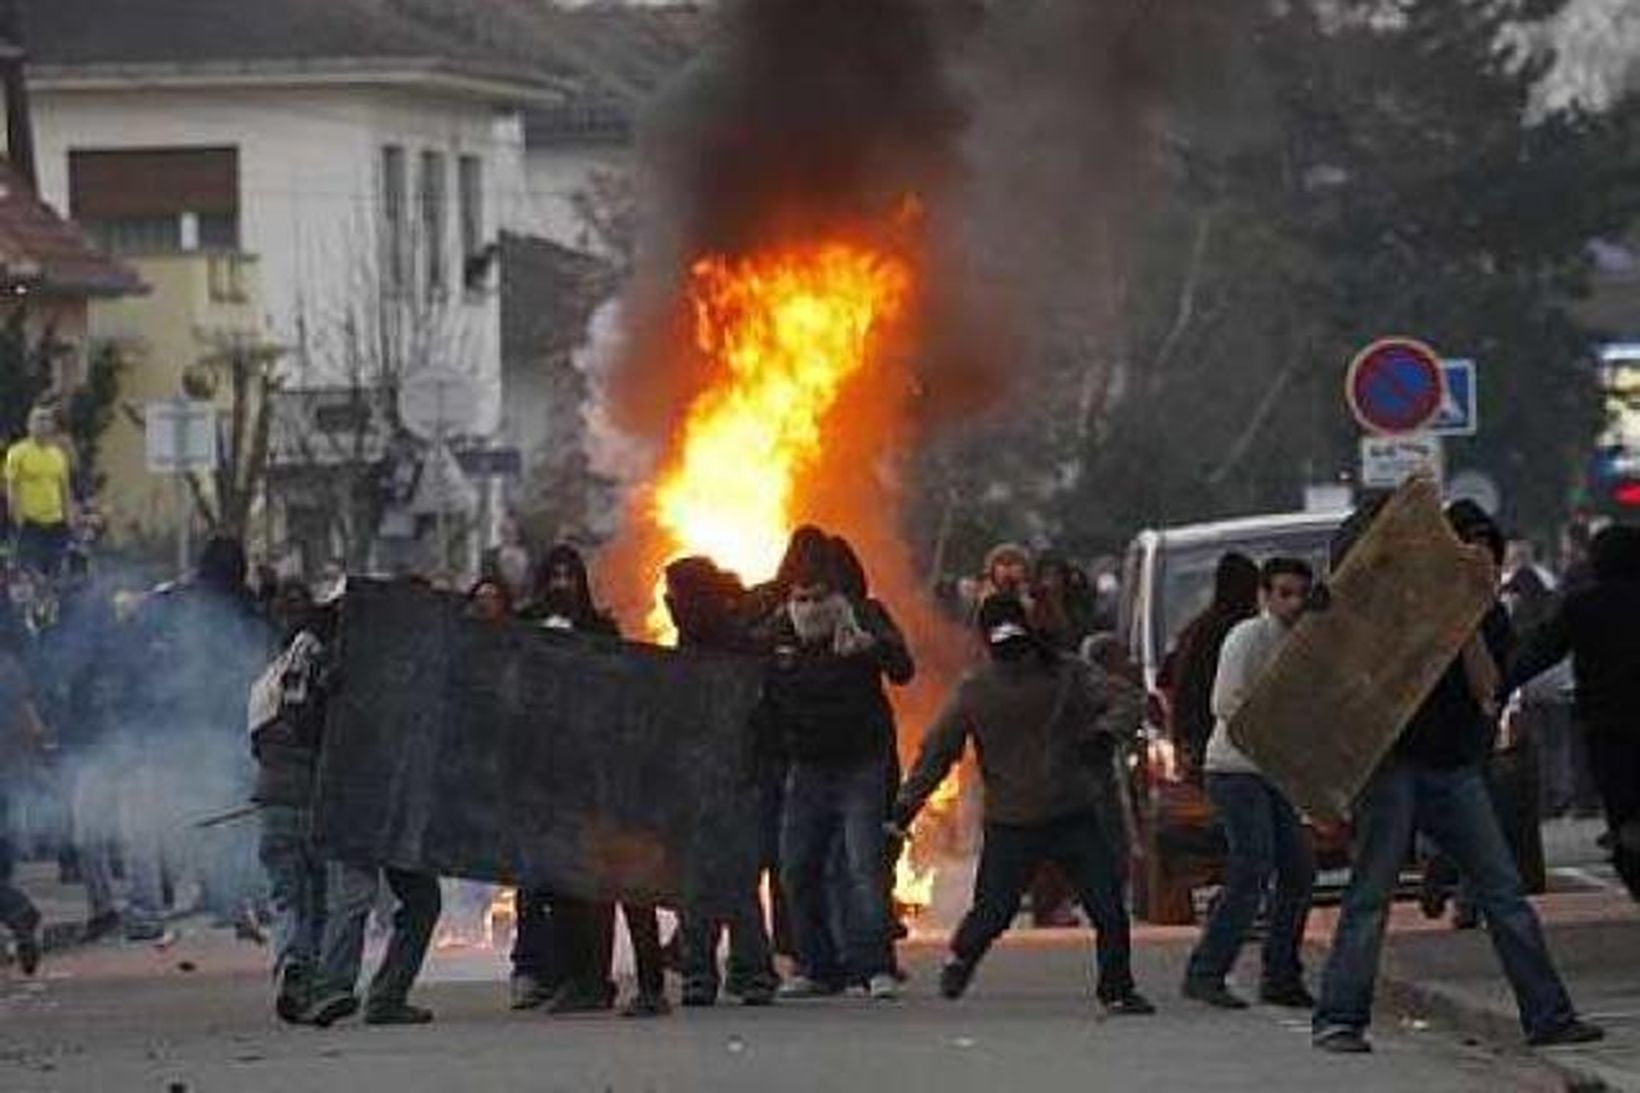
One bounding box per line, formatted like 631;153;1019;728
644;243;910;639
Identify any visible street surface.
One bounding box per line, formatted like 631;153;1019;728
1;818;1629;1093
0;920;1572;1093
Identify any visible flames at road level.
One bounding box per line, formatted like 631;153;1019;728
644;242;912;638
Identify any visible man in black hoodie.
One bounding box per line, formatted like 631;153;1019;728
765;531;913;1001
1509;524;1640;901
518;545;671;1018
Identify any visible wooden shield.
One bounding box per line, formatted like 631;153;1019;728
1226;477;1496;821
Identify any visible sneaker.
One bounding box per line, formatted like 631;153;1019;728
1101;991;1156;1016
1182;979;1248;1010
681;980;719;1007
867;973;900;1001
124;922;166;944
14;923;41;977
939;959;976;1000
1527;1019;1605;1048
510;973;551;1011
83;911;122;943
724;978;777;1007
276;965;313;1024
546;982;616;1015
1452;905;1481;931
776;975;840;1000
619;992;672;1019
365;1001;434;1026
1313;1025;1372;1054
1259;983;1317;1009
304;990;361;1028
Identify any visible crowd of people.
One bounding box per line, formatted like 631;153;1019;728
2;402;1634;1057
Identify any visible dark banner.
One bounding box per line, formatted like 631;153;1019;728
313;580;767;910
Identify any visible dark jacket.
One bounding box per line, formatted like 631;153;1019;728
1395;603;1513;769
1509;580;1640;737
760;599;913;767
896;654;1126;827
517;544;621;638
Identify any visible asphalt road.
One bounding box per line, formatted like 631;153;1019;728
0;926;1569;1093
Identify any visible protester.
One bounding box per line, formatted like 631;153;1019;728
38;553;121;939
666;556;781;1008
122;536;272;942
1182;557;1317;1010
766;530;911;1000
522;545;669;1018
4;406;75;580
893;595;1153;1015
0;598;44;975
1029;552;1096;654
1164;553;1261;779
249;580;332;1022
1508;524;1640;902
1312;500;1601;1054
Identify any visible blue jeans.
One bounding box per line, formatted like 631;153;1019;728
258;805;326;976
951;810;1136;1001
780;759;891;984
317;861;440;1008
1315;761;1576;1039
1186;772;1315;991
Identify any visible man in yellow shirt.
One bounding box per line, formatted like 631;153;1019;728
5;406;75;578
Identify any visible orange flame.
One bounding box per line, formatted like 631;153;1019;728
643;243;912;636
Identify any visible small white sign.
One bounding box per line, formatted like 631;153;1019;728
1360;433;1443;489
145;398;219;474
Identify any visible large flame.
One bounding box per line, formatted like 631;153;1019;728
644;242;912;635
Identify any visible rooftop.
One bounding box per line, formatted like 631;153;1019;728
0;161;142;297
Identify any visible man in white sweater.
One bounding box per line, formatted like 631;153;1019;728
1182;557;1317;1010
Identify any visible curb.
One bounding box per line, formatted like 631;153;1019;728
1378;967;1638;1093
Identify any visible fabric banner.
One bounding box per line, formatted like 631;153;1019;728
312;580;767;911
1228;477;1497;821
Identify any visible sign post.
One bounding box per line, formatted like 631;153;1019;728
145;398;219;576
1347;338;1448;489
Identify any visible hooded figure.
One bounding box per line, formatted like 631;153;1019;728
892;591;1152;1013
519;544;618;637
1509;523;1640;901
1164;552;1261;776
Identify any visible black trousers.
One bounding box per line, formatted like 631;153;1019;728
557;898;666;997
951;809;1135;1001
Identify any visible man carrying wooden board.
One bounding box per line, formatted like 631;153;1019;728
1224;478;1602;1055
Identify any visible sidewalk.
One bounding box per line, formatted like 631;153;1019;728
1362;890;1640;1092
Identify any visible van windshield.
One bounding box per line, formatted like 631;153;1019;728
1154;527;1340;666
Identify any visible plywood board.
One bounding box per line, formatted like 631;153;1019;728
1227;478;1496;821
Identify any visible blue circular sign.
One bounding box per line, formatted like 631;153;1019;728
1346;338;1446;434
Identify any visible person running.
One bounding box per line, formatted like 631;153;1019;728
1182;557;1317;1010
893;594;1154;1016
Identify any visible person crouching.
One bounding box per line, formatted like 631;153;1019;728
892;594;1154;1016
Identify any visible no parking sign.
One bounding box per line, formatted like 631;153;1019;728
1346;338;1447;435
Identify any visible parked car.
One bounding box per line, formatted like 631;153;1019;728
1115;507;1543;925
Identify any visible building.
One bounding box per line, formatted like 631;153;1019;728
18;0;702;569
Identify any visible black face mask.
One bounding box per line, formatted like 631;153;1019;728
989;636;1036;664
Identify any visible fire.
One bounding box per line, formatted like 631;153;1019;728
643;242;911;638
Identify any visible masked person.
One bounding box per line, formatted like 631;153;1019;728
249;580;333;1022
893;595;1153;1015
667;556;781;1008
768;531;910;1000
1508;524;1640;903
1313;501;1600;1054
0;609;44;975
1163;553;1261;780
521;545;670;1018
1182;558;1317;1010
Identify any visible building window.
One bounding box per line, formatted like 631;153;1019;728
381;145;408;294
458;155;485;293
419;150;447;298
69;146;239;254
